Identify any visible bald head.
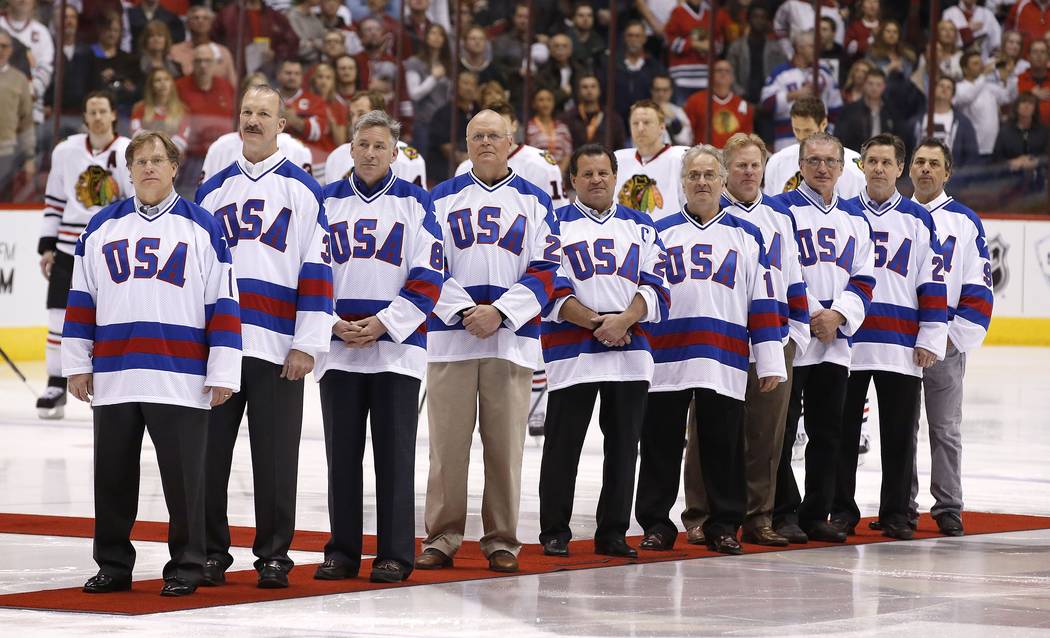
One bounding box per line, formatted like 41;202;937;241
466;110;512;182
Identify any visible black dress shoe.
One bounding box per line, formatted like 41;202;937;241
370;559;409;583
160;578;196;597
639;531;675;551
935;512;965;537
806;521;847;543
706;534;743;555
594;538;637;558
830;518;857;536
542;538;569;556
314;559;356;580
82;572;132;594
774;522;809;544
257;560;289;589
201;559;226;586
881;522;915;540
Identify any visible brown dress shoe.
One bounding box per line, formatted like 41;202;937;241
741;525;789;547
686;525;706;545
488;550;519;572
414;548;453;570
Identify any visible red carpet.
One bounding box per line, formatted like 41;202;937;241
0;511;1047;615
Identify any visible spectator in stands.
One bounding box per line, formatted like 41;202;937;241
78;0;127;48
652;74;693;146
213;0;298;77
536;33;587;112
354;16;413;137
492;3;539;73
1;0;53;131
665;0;729;103
912;20;964;90
277;58;330;150
612;20;667;126
0;30;34;199
45;4;86;142
127;0;185;53
726;5;786;106
131;67;190;155
478;81;509;110
1018;39;1050;125
944;0;1002;62
429;70;480;179
842;59;873;104
774;0;844;58
993;92;1049;173
836;67;912;153
311;62;349;150
567;2;604;70
820;16;849;85
290;0;327;65
997;30;1031;83
171;7;237;87
955;50;1014;160
684;59;753;147
137;20;181;80
459;25;509;87
918;76;979;169
363;0;408;56
722;0;751;43
526;86;573;174
83;11;141;112
845;0;881;59
320;0;354;32
334;54;360;102
405;0;434;54
559;73;626;150
405;23;451;158
761;29;843;151
1006;0;1050;56
175;44;235;193
866;21;916;79
320;30;350;66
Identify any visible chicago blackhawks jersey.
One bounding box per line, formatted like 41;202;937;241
324;140;427;187
40;135;133;257
196;151;333;365
542;202;670;391
456;144;568;210
848;190;948;376
613;144;689;223
315;170;444;381
0;14;53;124
763;142;866;199
760;63;844;151
913;191;993;353
62;192;242;408
720;192;810;354
774;182;876;369
200;131;313;184
648;209;787;400
428;170;560;370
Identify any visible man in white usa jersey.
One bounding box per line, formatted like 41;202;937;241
195;85;333;589
200;131;312;184
635;145;787;555
831;133;948;541
416;110;560;574
37;90;133;419
679;133;810;549
904;138;993;538
64;132;242;597
613;99;690;223
537;144;669;559
324;90;427;187
770;132;876;545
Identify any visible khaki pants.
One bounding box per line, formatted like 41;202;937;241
682;341;796;530
422;358;532;557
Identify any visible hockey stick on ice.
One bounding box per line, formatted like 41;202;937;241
0;345;39;397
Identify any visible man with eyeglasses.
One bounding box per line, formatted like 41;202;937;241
771;131;876;544
417;110;560;574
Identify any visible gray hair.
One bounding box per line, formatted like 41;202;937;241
792;29;815;49
681;144;727;181
242;84;287;119
799;131;845;163
353;109;402;143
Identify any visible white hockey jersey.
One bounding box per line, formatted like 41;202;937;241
200;132;313;184
61;192;242;408
760;64;844;151
720;192;810;354
648;210;787;400
324;140;427;188
913;191;993;353
195;151;333;365
613;144;689;223
315;170;444;381
542;202;670;391
763;142;866;199
848;190;948;376
428;169;560;370
456;144;568;210
773;182;876;369
0;15;54;124
40;135;133;257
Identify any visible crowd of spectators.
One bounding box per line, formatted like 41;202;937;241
0;0;1049;205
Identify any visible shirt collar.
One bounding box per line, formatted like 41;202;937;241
350;168;395;200
574;200;615;220
860;188;901;213
134;188;179;219
723;189;759;210
798;180;837;210
914;189;950;211
238;149;286;178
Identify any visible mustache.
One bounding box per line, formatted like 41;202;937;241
243;124;263;134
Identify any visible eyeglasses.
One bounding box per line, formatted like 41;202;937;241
802;157;844;168
469;132;509;144
133;157;172;168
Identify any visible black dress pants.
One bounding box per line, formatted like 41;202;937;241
538;381;649;545
319;370;420;575
205;356;305;572
636;387;746;539
832;370;921;527
92;401;208;583
773;362;849;530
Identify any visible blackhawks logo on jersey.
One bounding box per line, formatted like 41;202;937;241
854;157;863;171
617;174;664;214
401;145;420;160
541;150;557;165
75;165;120;208
783;171;803;192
